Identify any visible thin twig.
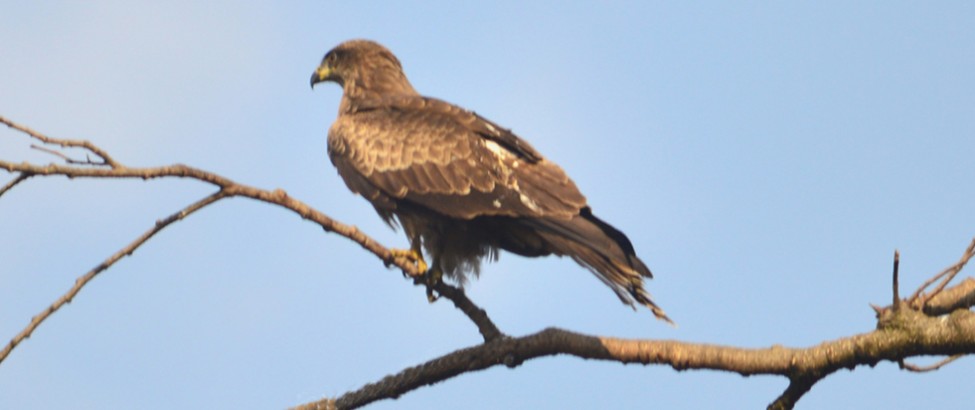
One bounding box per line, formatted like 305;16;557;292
30;144;107;166
0;190;230;366
922;239;975;306
892;249;900;309
909;238;975;307
0;173;32;198
899;354;963;373
1;115;120;168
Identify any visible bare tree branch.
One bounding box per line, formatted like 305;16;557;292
294;290;975;410
0;159;423;274
302;241;975;410
924;277;975;315
5;115;975;410
431;281;505;343
1;115;427;366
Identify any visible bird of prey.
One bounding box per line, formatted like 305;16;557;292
311;39;670;323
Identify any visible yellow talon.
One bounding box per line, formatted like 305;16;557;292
389;243;443;303
390;248;428;276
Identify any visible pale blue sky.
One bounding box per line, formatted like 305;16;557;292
2;2;974;409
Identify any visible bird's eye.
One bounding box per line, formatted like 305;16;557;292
326;50;346;66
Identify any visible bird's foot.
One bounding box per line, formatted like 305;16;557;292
424;267;443;303
389;248;428;277
389;247;441;303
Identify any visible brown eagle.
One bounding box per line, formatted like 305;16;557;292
311;39;670;323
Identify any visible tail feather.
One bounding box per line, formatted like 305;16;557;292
523;208;673;324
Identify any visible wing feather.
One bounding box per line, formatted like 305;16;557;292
328;96;586;220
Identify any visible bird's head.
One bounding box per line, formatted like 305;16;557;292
310;39;417;98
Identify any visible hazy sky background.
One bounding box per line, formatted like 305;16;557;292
2;2;973;409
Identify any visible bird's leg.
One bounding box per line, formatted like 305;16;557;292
390;236;427;277
425;260;443;302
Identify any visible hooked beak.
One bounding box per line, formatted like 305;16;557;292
310;64;331;89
